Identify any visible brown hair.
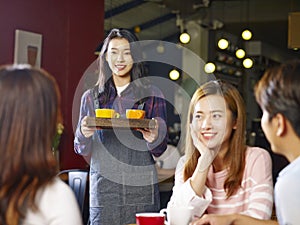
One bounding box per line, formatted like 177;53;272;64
183;80;247;197
95;28;150;104
0;64;61;225
255;60;300;137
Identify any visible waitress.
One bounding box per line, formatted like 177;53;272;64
74;28;168;225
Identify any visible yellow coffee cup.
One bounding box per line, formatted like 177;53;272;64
126;109;145;119
95;109;116;118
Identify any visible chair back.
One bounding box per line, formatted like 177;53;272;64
58;169;89;214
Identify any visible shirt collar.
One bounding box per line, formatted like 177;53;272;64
278;155;300;178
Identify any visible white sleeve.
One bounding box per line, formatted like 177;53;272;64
167;156;212;217
275;173;300;225
39;179;83;225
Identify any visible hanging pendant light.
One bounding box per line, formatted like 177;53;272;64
241;0;253;41
179;29;191;44
242;29;252;41
169;69;180;80
218;38;229;50
243;58;253;68
156;42;165;54
204;62;216;73
235;48;246;59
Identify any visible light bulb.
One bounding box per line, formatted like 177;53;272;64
134;26;141;33
156;42;165;53
204;62;216;73
179;31;190;44
243;58;253;68
235;49;246;59
218;38;229;50
242;29;252;40
169;69;180;80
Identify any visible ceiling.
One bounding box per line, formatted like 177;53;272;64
104;0;300;54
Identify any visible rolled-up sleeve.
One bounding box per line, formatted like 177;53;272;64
146;89;168;157
74;90;95;156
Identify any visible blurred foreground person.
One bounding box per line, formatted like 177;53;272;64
191;60;300;225
0;64;82;225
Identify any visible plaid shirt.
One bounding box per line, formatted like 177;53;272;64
74;80;168;157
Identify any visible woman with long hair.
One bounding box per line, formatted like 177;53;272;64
191;60;300;225
168;80;273;220
0;64;82;225
74;28;168;224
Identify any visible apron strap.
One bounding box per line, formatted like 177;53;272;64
92;86;100;109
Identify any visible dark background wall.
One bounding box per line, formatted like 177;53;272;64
0;0;104;169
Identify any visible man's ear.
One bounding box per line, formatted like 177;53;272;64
232;124;237;130
232;119;237;130
274;113;286;136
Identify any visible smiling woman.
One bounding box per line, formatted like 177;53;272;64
167;80;273;221
74;28;168;225
191;94;233;151
105;37;133;84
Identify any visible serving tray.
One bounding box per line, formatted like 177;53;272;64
86;117;156;129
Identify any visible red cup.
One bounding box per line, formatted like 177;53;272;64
136;213;165;225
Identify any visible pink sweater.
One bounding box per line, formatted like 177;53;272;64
168;147;273;219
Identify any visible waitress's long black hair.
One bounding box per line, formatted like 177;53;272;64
96;28;150;104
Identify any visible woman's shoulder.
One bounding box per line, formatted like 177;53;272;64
84;86;98;98
32;178;82;225
34;178;78;207
147;84;165;97
40;178;76;198
79;88;94;102
246;146;270;155
79;87;99;107
33;178;79;214
244;147;273;183
246;146;272;163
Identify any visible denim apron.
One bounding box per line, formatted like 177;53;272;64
89;128;160;225
89;86;160;225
